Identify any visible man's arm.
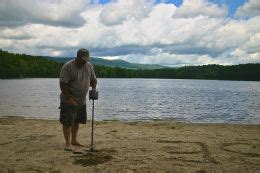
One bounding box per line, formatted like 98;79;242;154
89;63;97;90
60;81;77;105
90;78;97;90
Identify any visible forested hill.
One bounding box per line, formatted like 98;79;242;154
0;50;62;78
46;57;163;70
0;49;259;81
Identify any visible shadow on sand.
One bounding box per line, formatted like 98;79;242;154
73;149;116;167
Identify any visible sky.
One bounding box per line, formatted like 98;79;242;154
0;0;259;66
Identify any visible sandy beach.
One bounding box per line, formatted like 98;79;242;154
0;117;260;172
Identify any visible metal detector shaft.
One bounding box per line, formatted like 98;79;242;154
90;99;95;151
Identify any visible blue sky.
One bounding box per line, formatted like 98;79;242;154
98;0;247;16
0;0;259;66
208;0;246;15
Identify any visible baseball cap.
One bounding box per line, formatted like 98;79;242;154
77;48;90;61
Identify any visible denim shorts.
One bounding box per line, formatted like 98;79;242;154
59;102;87;127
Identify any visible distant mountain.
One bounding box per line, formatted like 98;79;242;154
1;49;259;81
46;57;164;70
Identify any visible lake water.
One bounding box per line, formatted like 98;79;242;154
0;78;259;124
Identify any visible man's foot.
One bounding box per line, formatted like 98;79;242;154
71;141;85;147
64;144;73;152
64;147;73;152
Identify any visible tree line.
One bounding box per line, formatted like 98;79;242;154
0;50;259;81
0;50;62;78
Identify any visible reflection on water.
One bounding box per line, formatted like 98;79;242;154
0;78;259;124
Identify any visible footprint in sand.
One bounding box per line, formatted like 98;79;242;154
17;134;55;142
157;140;217;164
221;143;260;157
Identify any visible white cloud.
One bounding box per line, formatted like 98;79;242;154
99;0;154;26
173;0;228;18
241;33;260;54
114;52;223;66
0;0;259;66
0;0;88;27
201;19;250;52
236;0;260;17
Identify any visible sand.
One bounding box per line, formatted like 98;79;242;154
0;117;260;172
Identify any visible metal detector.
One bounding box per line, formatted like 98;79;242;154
89;90;98;152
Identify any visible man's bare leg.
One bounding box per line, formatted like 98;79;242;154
71;123;83;146
63;125;72;150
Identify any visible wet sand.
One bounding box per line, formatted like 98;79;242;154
0;117;260;172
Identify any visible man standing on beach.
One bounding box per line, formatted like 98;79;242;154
59;48;97;151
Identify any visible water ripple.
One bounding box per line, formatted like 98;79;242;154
0;78;259;124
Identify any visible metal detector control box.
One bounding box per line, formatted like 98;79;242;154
89;90;99;100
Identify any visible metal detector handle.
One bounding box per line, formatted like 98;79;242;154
90;99;95;151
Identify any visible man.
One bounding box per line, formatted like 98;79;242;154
59;48;97;151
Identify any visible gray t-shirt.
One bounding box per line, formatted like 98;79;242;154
59;59;96;105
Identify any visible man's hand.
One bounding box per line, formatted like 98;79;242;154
65;97;77;105
60;82;77;105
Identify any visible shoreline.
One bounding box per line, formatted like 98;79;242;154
1;115;260;125
0;117;260;172
1;77;260;82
